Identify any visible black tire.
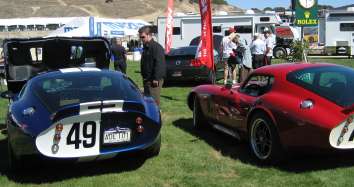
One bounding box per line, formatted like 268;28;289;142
207;70;216;84
273;47;287;59
248;113;284;164
193;96;208;130
8;137;23;171
143;135;161;158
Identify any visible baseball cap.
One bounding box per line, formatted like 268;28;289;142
228;27;235;33
263;27;271;33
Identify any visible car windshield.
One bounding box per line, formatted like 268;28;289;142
287;66;354;107
32;71;142;112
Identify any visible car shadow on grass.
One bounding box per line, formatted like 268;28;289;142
0;124;6;131
163;81;204;88
173;118;354;173
0;137;147;184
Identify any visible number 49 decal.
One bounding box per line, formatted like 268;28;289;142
67;121;97;149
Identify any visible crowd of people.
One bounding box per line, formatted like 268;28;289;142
109;26;276;107
220;27;275;85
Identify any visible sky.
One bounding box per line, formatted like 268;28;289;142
226;0;354;9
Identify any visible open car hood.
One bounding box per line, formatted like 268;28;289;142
2;37;111;93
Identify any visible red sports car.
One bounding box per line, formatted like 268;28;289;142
187;63;354;163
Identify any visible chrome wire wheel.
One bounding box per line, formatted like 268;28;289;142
250;118;272;160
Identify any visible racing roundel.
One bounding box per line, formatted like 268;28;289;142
329;115;354;149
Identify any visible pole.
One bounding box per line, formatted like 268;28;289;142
301;26;308;63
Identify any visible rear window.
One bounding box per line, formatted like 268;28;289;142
167;47;197;56
287;66;354;107
32;72;141;112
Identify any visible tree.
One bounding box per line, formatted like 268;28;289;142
274;7;286;13
212;0;228;5
263;7;273;12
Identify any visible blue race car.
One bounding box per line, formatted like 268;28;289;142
2;37;161;170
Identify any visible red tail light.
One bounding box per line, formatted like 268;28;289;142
56;124;64;131
136;117;144;133
136;117;143;125
190;59;202;67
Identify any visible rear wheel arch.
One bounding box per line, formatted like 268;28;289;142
247;108;278;133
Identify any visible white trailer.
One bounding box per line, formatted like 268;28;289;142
157;14;283;49
318;10;354;57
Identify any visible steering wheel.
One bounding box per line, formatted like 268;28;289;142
245;84;261;90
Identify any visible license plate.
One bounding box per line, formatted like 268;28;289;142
172;71;182;77
103;128;131;144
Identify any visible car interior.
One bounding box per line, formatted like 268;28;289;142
3;37;111;93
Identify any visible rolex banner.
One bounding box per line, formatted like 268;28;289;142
165;0;174;54
295;0;318;27
196;0;214;70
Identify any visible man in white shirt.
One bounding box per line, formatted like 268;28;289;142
264;30;274;65
250;33;266;69
220;27;237;84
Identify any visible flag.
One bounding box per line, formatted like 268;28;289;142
165;0;174;54
196;0;214;70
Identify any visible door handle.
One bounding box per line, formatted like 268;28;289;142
23;107;35;116
300;100;314;109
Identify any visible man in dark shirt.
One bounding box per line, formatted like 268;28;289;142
111;38;127;73
138;26;166;106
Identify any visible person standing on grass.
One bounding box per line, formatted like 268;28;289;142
111;37;127;73
250;33;266;69
139;26;166;106
220;27;237;85
234;34;252;82
263;29;274;65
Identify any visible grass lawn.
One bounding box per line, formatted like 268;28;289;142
0;58;354;186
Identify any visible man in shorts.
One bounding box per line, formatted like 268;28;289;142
221;27;237;84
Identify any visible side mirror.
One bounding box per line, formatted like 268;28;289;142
1;91;14;99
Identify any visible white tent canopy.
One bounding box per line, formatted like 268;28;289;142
0;17;75;26
47;17;150;38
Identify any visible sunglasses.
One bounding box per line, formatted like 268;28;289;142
140;36;146;39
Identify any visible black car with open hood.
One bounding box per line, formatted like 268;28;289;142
2;37;111;93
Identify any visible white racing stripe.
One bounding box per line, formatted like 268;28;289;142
80;101;102;115
59;68;81;73
80;67;101;72
36;113;101;158
102;100;124;113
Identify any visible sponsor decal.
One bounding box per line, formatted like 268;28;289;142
51;123;63;154
165;0;174;54
295;0;318;27
196;0;214;70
